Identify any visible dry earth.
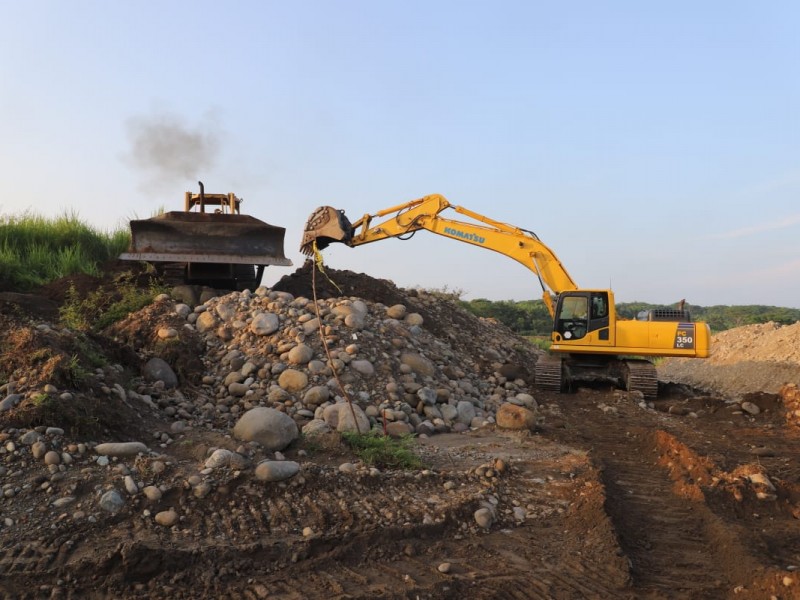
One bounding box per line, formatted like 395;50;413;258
1;262;799;599
659;322;800;397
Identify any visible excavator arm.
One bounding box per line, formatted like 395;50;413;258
301;194;578;317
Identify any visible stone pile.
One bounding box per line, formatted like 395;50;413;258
0;277;545;542
136;284;542;441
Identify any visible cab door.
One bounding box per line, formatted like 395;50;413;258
553;291;613;347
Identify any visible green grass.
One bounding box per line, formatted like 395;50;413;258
0;211;130;291
341;430;424;470
524;335;552;351
59;274;167;331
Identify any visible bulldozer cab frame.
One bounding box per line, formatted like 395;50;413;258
184;188;242;215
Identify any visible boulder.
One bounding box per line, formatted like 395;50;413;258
350;360;375;377
255;460;301;482
95;442;149;457
251;312;280;335
400;352;435;377
386;304;407;319
323;403;370;434
143;358;178;389
303;386;330;406
288;343;314;365
456;400;476;425
233;407;299;451
195;311;218;334
278;369;309;392
496;403;537;430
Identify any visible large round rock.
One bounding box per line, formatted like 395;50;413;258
143;358;178;389
233;407;299;451
323;403;370;434
496;403;537;430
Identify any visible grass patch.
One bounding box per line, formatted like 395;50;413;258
63;354;90;388
59;273;167;331
0;210;130;291
31;393;53;407
341;430;423;470
524;335;552;351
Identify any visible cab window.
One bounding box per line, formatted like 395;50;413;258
591;294;608;319
557;296;588;340
561;296;588;320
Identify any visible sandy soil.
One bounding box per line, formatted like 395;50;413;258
659;322;800;396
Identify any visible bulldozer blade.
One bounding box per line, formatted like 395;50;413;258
300;206;354;255
120;212;292;266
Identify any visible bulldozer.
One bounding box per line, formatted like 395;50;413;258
120;182;291;290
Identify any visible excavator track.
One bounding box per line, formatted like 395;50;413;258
534;355;563;392
624;359;658;399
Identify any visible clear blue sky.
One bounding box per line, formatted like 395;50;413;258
2;1;798;307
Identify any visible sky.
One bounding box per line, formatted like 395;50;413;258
1;1;798;307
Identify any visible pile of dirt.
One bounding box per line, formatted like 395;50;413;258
659;321;800;396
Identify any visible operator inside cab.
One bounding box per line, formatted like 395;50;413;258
558;296;588;339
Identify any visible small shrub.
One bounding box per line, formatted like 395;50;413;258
31;393;53;407
59;285;91;331
59;274;167;331
64;354;89;387
341;430;423;470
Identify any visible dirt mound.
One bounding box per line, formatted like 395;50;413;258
659;321;800;396
272;261;409;307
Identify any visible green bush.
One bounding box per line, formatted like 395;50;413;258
341;430;423;470
59;274;166;331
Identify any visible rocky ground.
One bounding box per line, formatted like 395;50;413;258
1;261;800;599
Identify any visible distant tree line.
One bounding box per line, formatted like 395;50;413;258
459;298;800;336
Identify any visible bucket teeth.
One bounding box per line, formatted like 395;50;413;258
300;206;351;255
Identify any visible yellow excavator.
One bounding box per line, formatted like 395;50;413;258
301;194;710;398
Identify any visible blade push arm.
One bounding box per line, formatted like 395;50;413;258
344;194;578;316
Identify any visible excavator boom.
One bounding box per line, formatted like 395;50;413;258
302;194;578;316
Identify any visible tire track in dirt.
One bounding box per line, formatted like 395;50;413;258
558;395;756;598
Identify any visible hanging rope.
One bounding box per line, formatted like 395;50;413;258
309;241;363;434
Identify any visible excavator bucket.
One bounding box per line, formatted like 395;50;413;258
300;206;354;255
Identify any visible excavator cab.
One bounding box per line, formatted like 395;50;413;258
556;295;589;340
553;291;612;345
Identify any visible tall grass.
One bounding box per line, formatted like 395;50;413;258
0;211;130;291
